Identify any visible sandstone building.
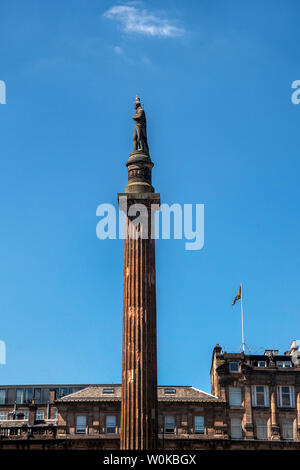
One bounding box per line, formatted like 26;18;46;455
0;341;299;449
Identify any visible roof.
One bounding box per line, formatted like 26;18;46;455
56;385;223;404
0;384;90;389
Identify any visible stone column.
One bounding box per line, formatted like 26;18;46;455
28;403;36;426
119;151;160;450
297;391;300;440
244;385;254;439
270;387;280;439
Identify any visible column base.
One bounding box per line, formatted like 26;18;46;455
270;425;281;440
244;423;254;440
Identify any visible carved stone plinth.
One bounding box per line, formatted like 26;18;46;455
271;425;281;440
125;151;154;194
244;423;254;440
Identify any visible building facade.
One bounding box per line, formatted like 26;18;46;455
1;341;299;449
211;340;300;445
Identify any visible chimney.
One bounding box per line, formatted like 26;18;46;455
49;389;56;403
214;344;222;355
264;349;278;356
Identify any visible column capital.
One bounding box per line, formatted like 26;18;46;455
124;151;155;194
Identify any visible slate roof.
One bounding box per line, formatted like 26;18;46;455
56;385;222;403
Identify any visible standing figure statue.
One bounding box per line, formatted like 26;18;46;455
133;96;149;154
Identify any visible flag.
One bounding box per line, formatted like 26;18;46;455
232;285;242;306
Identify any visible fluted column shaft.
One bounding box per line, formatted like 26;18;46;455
120;199;159;449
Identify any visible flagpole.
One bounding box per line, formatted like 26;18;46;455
241;283;245;352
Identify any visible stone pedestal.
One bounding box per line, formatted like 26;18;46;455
118;150;160;450
125;151;155;194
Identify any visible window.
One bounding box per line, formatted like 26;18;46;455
277;361;292;368
34;388;41;404
231;418;242;439
16;410;29;420
35;410;44;421
53;409;58;419
106;416;116;434
256;419;268;440
251;361;267;367
165;416;175;434
194;416;204;434
282;420;294;440
16;389;24;404
103;388;114;394
164;389;176;394
278;386;295;408
0;389;6;405
25;388;33;403
252;385;269;407
76;416;86;434
68;388;78;395
60;388;69;397
229;362;239;373
229;387;242;406
0;411;8;421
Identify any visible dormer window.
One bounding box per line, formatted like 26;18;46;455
229;362;239;373
164;388;176;395
103;388;115;394
276;361;292;368
251;361;267;367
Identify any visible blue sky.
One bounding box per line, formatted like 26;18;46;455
0;0;300;393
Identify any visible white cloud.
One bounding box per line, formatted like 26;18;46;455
112;45;123;55
141;56;152;66
103;4;184;38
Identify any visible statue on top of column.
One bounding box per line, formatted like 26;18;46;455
133;96;149;155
